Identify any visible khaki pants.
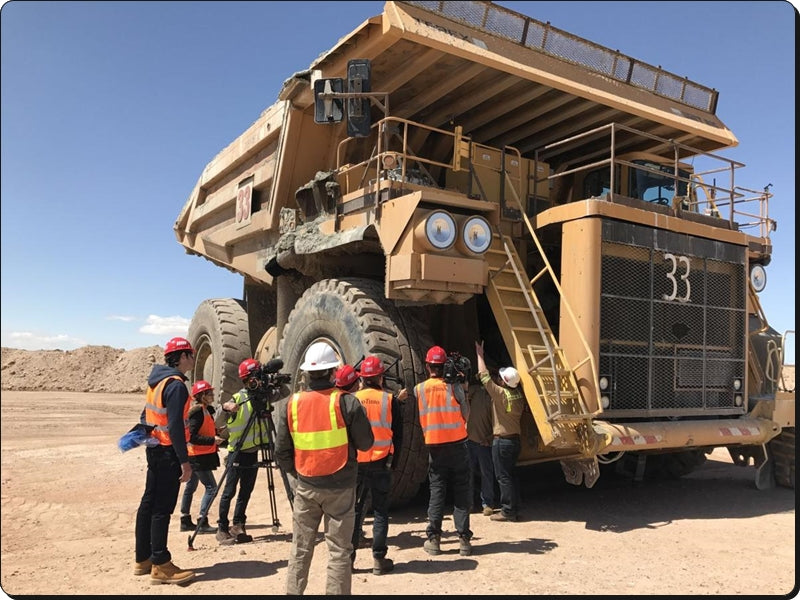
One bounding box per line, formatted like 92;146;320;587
286;482;356;595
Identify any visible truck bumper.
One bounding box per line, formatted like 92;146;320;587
593;417;782;454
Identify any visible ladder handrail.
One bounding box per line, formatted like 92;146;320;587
502;171;601;407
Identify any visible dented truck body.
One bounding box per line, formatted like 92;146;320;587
175;1;794;504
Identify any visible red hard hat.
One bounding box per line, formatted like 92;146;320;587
238;358;261;379
164;337;193;356
358;355;385;377
425;345;447;364
191;380;213;397
335;364;358;388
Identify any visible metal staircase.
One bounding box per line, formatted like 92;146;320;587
485;230;597;451
468;155;604;460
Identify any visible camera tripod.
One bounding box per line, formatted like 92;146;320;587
187;396;294;550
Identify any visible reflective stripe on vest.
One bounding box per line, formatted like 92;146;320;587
188;406;217;457
355;388;393;463
288;389;348;477
144;375;189;446
227;390;270;451
416;378;467;445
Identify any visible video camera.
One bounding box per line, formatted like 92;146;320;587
245;358;292;416
443;351;472;385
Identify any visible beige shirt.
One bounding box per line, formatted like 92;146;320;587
478;370;525;437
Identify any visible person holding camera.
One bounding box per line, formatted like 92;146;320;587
214;358;271;544
179;380;224;534
397;345;473;557
350;355;403;575
475;340;525;522
275;341;374;595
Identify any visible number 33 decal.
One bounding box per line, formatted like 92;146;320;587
662;253;691;302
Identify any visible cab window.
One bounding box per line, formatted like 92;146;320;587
629;160;689;205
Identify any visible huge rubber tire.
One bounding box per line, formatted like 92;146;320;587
770;427;795;489
278;278;430;507
187;298;251;403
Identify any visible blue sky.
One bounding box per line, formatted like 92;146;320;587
1;1;795;363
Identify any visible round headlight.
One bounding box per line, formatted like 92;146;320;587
600;395;611;409
750;264;767;292
458;216;492;255
424;210;457;250
599;376;610;391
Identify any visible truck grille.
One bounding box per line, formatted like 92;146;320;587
598;221;747;417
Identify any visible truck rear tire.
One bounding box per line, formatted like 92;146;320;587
770;427;795;489
278;277;430;507
187;298;251;402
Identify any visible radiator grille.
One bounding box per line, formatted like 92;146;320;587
598;221;746;417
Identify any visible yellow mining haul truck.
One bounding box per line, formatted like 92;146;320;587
175;1;794;504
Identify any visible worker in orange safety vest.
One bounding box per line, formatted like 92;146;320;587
350;355;403;576
275;341;373;595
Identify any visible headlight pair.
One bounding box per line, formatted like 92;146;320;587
416;210;492;256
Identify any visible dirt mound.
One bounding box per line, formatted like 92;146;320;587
1;345;163;393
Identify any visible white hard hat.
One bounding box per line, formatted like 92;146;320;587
499;367;520;388
300;341;341;372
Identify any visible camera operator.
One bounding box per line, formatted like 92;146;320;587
213;358;272;545
396;345;473;557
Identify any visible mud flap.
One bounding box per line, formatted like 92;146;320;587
560;457;600;488
753;443;775;490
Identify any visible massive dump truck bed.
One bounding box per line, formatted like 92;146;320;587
175;0;738;272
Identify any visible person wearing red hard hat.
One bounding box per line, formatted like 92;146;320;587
335;364;360;392
350;355;403;575
475;340;525;523
178;380;224;536
133;336;196;585
396;344;472;558
214;358;271;545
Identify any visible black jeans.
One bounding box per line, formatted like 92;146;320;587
135;445;181;565
217;450;258;528
352;459;392;558
492;436;521;518
426;441;472;541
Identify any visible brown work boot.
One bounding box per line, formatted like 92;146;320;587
216;525;236;546
423;535;441;556
230;523;253;544
133;559;152;576
373;557;394;575
482;506;494;516
150;561;195;585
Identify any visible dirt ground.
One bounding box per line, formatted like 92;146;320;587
0;388;795;597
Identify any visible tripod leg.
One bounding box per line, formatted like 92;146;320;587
265;411;295;509
258;442;281;530
188;447;238;550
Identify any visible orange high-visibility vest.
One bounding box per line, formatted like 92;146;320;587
415;378;467;445
187;405;217;457
288;389;348;477
355;388;393;463
144;376;190;446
